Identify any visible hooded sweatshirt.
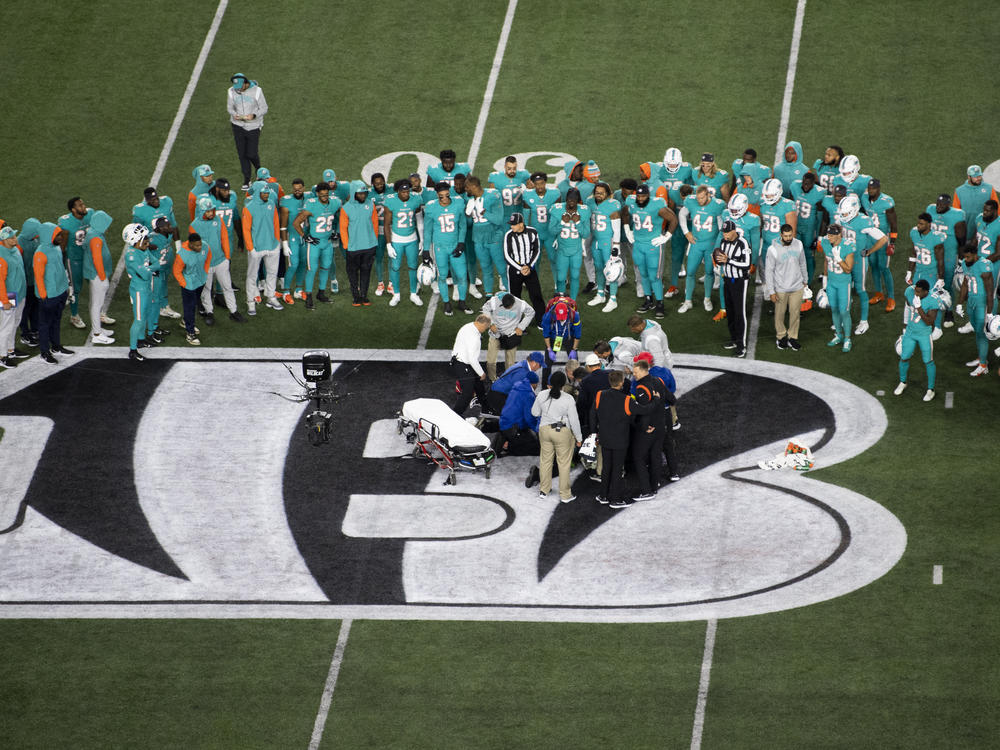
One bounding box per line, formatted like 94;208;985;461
33;223;69;298
0;236;27;305
17;218;42;288
83;210;114;281
227;74;267;130
339;180;379;251
242;182;281;252
773;141;807;198
499;377;541;432
556;159;595;202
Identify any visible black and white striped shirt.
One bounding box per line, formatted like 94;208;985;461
503;226;541;269
719;236;752;280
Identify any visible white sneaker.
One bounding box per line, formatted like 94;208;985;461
957;322;973;334
931;327;943;341
497;280;507;292
665;286;679;298
587;293;605;306
636;283;645;297
410;292;423;306
893;382;907;396
703;297;713;312
70;315;86;329
943;318;954;328
267;297;283;310
994;345;1000;357
100;313;117;324
91;332;115;345
100;327;114;337
159;306;181;319
678;300;693;313
922;389;935;402
970;364;988;377
966;358;981;367
854;320;869;335
602;297;618;313
452;285;460;301
468;285;482;299
389;293;401;307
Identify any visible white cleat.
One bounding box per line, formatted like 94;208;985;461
677;300;693;313
100;313;117;324
698;274;705;283
703;297;713;312
467;285;483;299
410;292;423;306
70;315;86;329
970;364;988;377
854;320;869;335
91;332;115;345
587;293;606;306
714;276;721;290
922;389;935;402
994;345;1000;357
160;306;181;319
893;382;907;396
965;358;981;367
601;297;618;313
99;327;114;337
389;293;401;307
931;327;943;341
957;322;973;334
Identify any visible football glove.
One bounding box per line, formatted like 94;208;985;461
905;271;912;285
281;240;291;257
650;231;672;247
912;294;922;309
452;243;465;258
303;233;319;245
568;350;578;360
386;242;397;260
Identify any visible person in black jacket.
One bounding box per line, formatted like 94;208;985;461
590;369;635;508
630;357;666;501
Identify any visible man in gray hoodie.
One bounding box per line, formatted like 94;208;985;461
227;73;268;190
764;224;808;350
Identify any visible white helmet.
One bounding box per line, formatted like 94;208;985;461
762;178;783;205
838;194;861;222
931;288;952;310
603;255;626;285
802;286;814;301
728;192;749;219
578;433;598;470
894;335;903;356
122;222;149;246
662;147;683;173
839;154;860;183
416;260;437;287
952;260;966;295
986;314;1000;341
816;288;829;309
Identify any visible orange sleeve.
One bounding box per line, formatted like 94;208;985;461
89;237;106;281
952;191;961;209
241;207;253;252
371;205;379;236
992;188;999;204
339;209;350;247
272;205;280;240
655;185;668;200
204;248;212;273
172;252;186;288
34;253;48;298
0;257;9;305
624;396;632;416
221;219;232;258
594;391;602;409
188;192;197;223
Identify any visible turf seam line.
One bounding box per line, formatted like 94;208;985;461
690;618;718;750
416;0;518;349
94;0;230;347
308;618;352;750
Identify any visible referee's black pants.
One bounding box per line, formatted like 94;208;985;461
231;124;261;186
632;430;662;495
507;267;545;322
661;425;679;479
723;277;749;354
451;358;486;415
599;446;628;502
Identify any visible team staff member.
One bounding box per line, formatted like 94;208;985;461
242;181;283;313
481;292;535;381
451;314;491;415
531;370;583;503
0;226;27;367
541;298;582;386
590;369;634;508
496;370;541;456
340;179;380;307
763;224;808;351
627;314;673;368
629;357;666;501
227;73;267;190
503;212;546;321
172;233;210;347
714;219;753;357
577;352;611;434
33;222;73;364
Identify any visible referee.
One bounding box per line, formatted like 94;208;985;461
715;219;752;357
502;213;546;324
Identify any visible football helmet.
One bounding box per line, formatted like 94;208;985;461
838;194;861;222
952;261;966;295
839;154;861;183
122;222;149;246
578;433;598;471
802;286;814;301
662;147;683;173
416;260;437;287
728;193;749;219
762;178;783;205
603;255;626;285
196;196;215;214
894;335;903;356
816;288;830;309
930;288;952;310
985;315;1000;341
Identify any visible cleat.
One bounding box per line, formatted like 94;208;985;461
91;333;115;345
389;293;401;307
362;297;372;306
247;302;256;316
677;300;693;313
305;293;315;310
283;293;295;305
185;333;201;346
970;364;988;377
582;281;597;295
53;346;75;354
387;282;395;295
595;495;608;505
713;309;726;322
456;300;473;315
409;293;423;306
609;498;633;509
868;292;884;304
560;494;577;503
467;285;482;299
601;297;618;313
443;302;454;316
664;285;679;298
230;311;248;323
588;292;606;306
654;301;665;319
253;295;262;304
159;306;181;319
885;298;896;312
203;313;215;326
931;327;943;341
636;297;654;313
452;285;460;301
137;339;153;349
127;349;145;362
854;320;869;335
267;297;283;310
703;297;713;312
965;358;981;367
723;341;738;350
351;298;362;307
735;348;746;358
827;336;842;347
153;328;170;337
100;313;117;324
293;290;307;300
634;492;656;502
893;382;907;396
957;322;974;334
375;281;385;296
70;315;86;329
525;465;539;488
41;352;58;364
922;389;935;402
316;290;332;304
10;348;30;359
842;339;852;352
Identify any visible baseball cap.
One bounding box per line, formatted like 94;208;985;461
509;212;524;225
323;168;337;184
554;303;569;321
230;72;248;87
193;164;214;179
968;165;983;178
937;193;951;202
868;178;880;188
256;167;271;180
701;152;715;162
722;219;737;232
635;184;650;196
583;352;601;367
143;187;159;199
827;224;842;235
214;178;230;190
527;351;544;364
0;226;17;241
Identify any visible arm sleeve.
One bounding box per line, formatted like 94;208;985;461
567;400;583;442
241;208;254;251
762;245;776;296
339;210;350;248
272;206;281;240
528;232;541;266
0;258;9;305
255;88;268;118
518;302;535;328
571;313;582;339
204;249;212;272
502;232;517;267
423;210;434;251
226;88;237;118
34;253;47;298
188;193;197;223
371;206;379;237
90;237;106;280
172;254;186;287
678;206;691;234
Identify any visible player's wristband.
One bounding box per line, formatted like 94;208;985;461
889;232;898;239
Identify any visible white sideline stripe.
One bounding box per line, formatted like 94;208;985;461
308;618;352;750
417;0;517;349
933;565;943;585
94;0;230;346
944;391;953;409
690;618;718;750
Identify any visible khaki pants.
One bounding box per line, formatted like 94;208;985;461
539;424;576;500
486;335;518;381
774;288;804;339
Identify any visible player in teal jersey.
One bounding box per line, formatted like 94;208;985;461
692;153;730;201
556;160;598;203
811;144;843;193
956;244;995;375
450;174;482;301
81;210;115;345
894;280;938;401
319;168;351;204
585;182;623;312
837;194;887;335
926;193;967;325
613;179;644;297
626;184;679;318
488;155;532;226
724;193;762;318
656;148;694;297
861;178;898;310
190;197;243;323
819;185;849;238
122;223;155;361
729;148;771;212
464;176;505;295
278;178;307;304
293;182;342;310
383;180;425;307
773;142;808;198
133;186;184;316
144;218;174;343
188;164;215;222
791;173;826;282
907;213;946;287
971;201;1000;309
547;188;592;300
819;225;856;351
423;181;469;315
427;149;471;189
522;172;561;287
832;155;870;198
759;179;798;280
367;173;391;295
409;173;438;205
953;165;999;241
678;185;725;314
57;196;94;327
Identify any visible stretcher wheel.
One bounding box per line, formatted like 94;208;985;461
484;467;491;479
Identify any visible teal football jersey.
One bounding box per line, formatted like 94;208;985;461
489;169;530;215
791;181;825;233
910;227;945;277
861;191;895;235
304;196;342;240
760;198;795;243
812;160;839;193
548;203;591;253
423;198;467;251
903;286;934;333
656;163;694;207
925;206;965;253
587;197;621;244
963;258;992;300
383;193;423;242
626;196;670;243
681;195;725;242
522;188;560;242
57;208;94;259
820;237;856;281
428;162;472;188
132;196;177;230
974;214;1000;260
692;169;728;200
731;160;771;206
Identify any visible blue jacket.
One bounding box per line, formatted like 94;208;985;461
541;308;582;341
490;360;534;394
499;379;539;432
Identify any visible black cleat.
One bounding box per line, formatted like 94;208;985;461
443;302;454;316
456;300;473;315
11;348;31;358
305;293;315;310
654;301;666;318
636;296;654;313
128;349;145;362
1;356;17;368
137;339;154;349
316;290;332;304
204;313;216;326
777;337;789;350
609;498;633;509
525;465;539;488
153;327;170;337
788;338;801;351
582;281;597;295
230;311;247;323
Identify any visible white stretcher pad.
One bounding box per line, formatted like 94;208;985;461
400;398;490;452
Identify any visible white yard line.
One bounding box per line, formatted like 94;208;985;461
308;618;353;750
689;618;718;750
932;565;943;585
416;0;518;350
92;0;230;347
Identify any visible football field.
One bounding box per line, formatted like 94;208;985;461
1;1;998;748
